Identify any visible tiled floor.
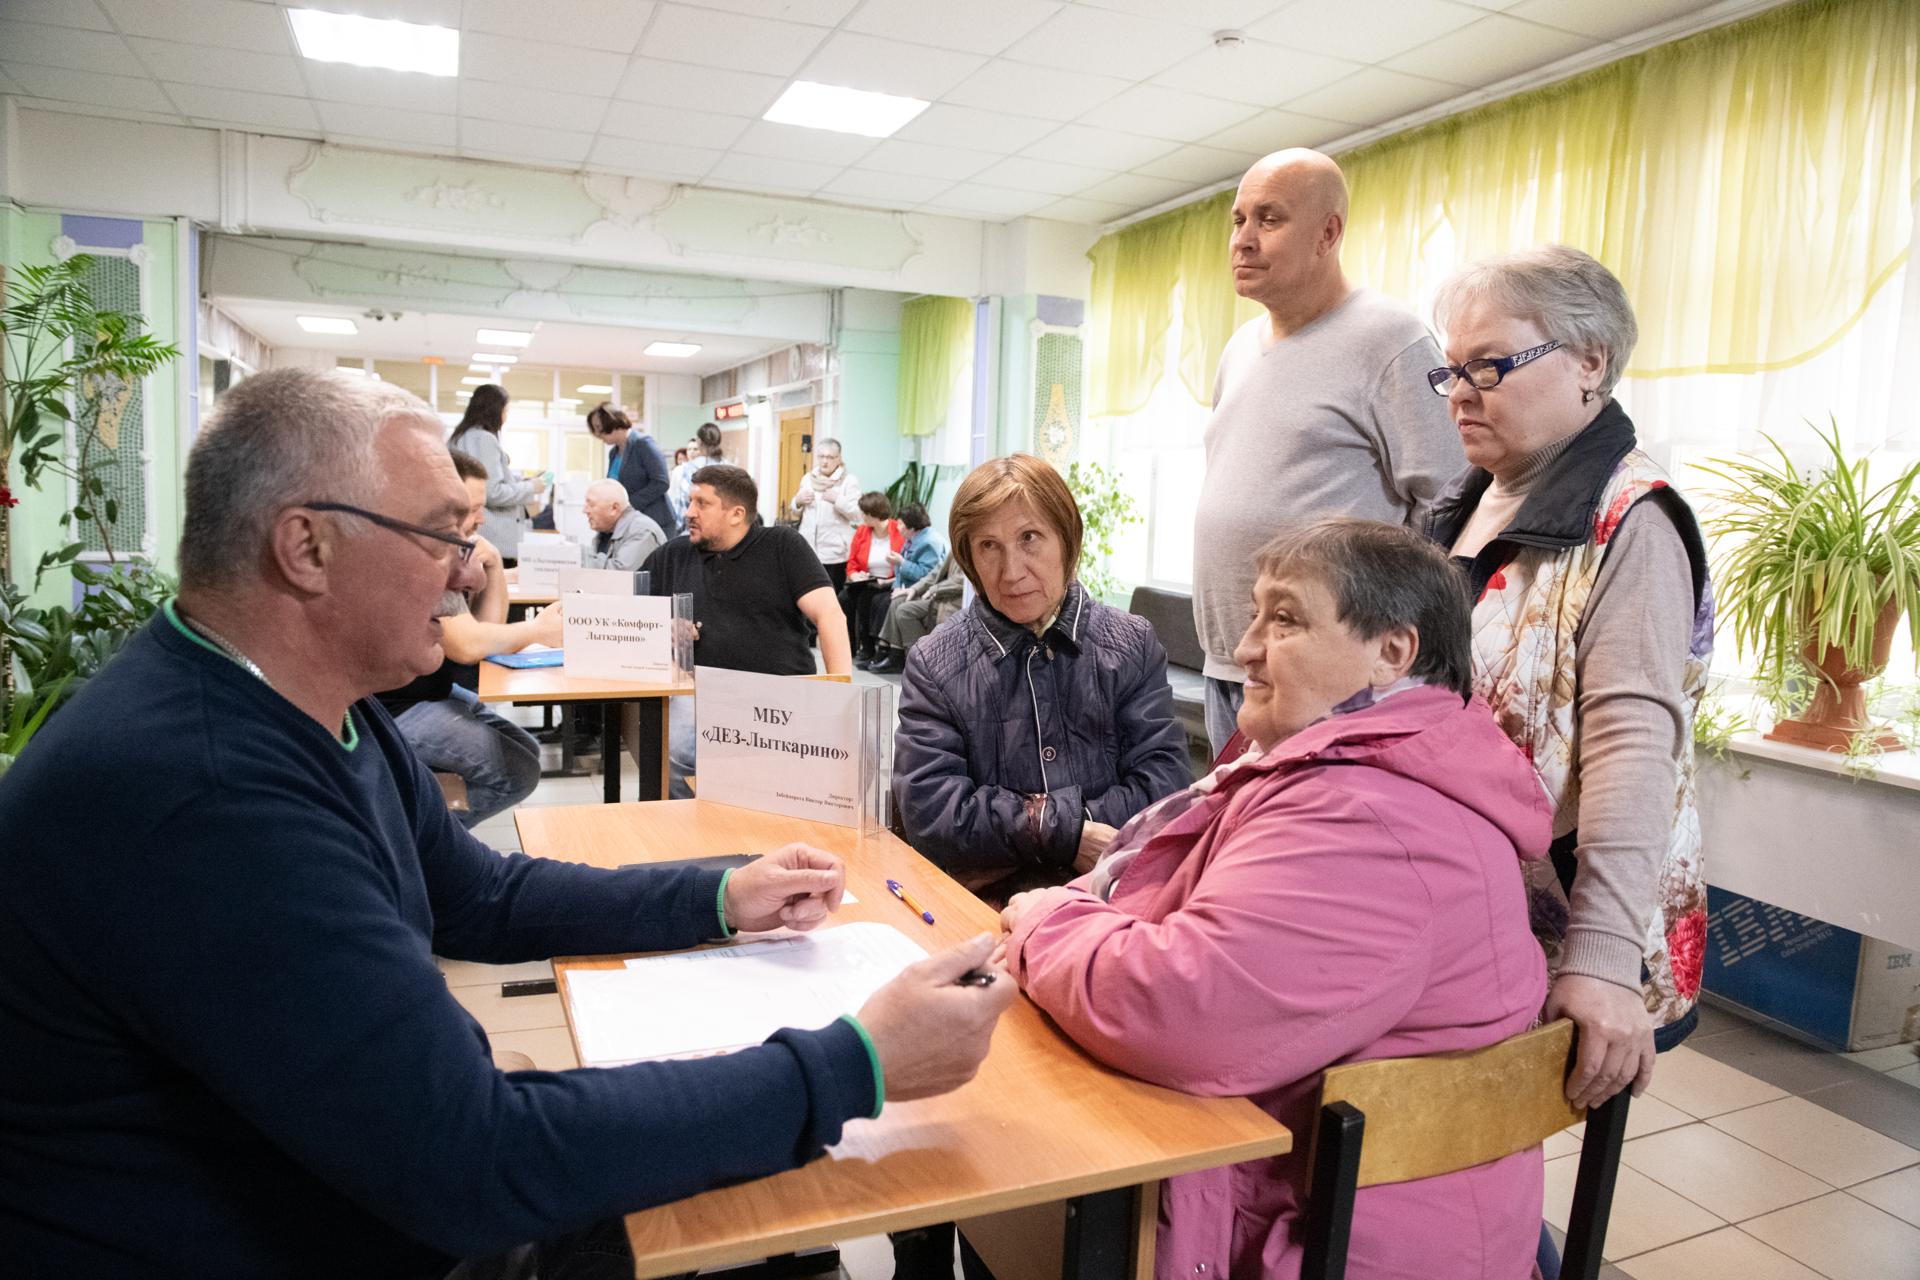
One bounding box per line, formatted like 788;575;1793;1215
452;715;1920;1280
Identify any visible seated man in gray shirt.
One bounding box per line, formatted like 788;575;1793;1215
583;478;665;572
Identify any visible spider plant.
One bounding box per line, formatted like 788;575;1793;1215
1698;418;1920;690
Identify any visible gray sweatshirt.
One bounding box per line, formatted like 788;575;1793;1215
1193;289;1465;680
449;427;536;559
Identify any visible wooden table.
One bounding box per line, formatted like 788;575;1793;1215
507;581;559;608
477;664;690;803
516;800;1293;1280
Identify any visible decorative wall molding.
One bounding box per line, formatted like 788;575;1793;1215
286;144;608;242
652;187;921;274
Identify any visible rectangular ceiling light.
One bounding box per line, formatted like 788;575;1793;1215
288;8;458;76
460;376;491;386
475;328;534;347
763;80;929;139
297;315;358;335
469;352;518;364
575;383;613;394
644;341;702;358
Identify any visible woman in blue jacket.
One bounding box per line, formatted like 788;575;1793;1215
588;403;675;534
892;454;1190;906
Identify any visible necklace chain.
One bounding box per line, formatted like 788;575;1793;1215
178;608;271;687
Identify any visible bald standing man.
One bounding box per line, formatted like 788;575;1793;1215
1192;148;1465;753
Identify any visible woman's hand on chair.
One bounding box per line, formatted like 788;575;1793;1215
1547;973;1656;1109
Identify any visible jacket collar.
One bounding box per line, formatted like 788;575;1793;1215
705;517;765;562
1427;400;1639;550
969;580;1089;663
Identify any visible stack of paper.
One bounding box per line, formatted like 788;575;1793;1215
567;922;927;1066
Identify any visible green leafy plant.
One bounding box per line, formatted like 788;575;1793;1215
1066;460;1141;603
0;673;68;779
1699;419;1920;690
1692;685;1754;768
884;460;954;515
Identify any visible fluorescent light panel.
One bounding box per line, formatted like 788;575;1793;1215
288;8;458;77
575;383;612;394
475;328;534;347
469;352;518;364
644;341;702;358
297;315;358;335
460;376;490;385
763;80;929;139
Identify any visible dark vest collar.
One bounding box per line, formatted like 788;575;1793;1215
1427;401;1639;551
968;580;1088;663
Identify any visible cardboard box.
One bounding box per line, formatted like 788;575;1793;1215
1704;887;1920;1051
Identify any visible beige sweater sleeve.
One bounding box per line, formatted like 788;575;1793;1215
1563;498;1698;992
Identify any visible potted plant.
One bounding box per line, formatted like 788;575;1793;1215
1065;460;1141;604
1700;419;1920;751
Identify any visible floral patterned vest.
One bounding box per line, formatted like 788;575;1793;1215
1430;408;1713;1028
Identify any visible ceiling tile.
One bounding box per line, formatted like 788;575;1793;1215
165;83;321;132
1133;142;1259;183
1252;0;1487;64
459;81;609;134
1383;13;1594;86
703;152;838;194
1088;84;1259;143
796;32;986;100
727;119;880;166
316;100;457;145
941;59;1129;122
614;58;789;118
845;0;1063;56
641;4;831;77
1507;0;1718;41
0;19;145;76
1281;66;1461;125
1019;124;1174;171
1072;0;1293;26
894;103;1055;151
461;31;629;97
301;61;459;113
858;138;1001;181
1152;39;1357;107
819;169;952;204
330;134;457;158
460;119;595;164
124;37;301;95
919;183;1053;219
318;0;462;24
10;96;186;127
1;62;175;113
462;0;655;52
5;0;115;30
692;0;862;22
1077;170;1198;207
1206;107;1348;152
600;104;750;150
1034;195;1135;223
588;135;722;178
1002;5;1203;81
971;155;1114;197
98;0;292;54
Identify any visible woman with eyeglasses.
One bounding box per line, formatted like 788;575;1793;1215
448;384;544;568
1424;246;1714;1151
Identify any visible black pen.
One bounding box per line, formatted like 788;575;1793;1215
953;970;996;987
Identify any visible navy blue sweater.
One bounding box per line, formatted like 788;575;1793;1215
0;607;879;1277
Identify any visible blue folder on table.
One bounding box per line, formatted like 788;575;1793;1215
485;649;564;669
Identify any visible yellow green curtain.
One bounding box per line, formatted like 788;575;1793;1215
1085;0;1920;414
897;294;975;438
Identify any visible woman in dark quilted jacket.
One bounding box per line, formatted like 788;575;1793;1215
892;454;1190;907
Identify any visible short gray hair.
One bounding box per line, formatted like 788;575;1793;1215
179;368;428;591
1433;244;1639;397
1253;518;1474;699
584;478;628;507
814;437;842;457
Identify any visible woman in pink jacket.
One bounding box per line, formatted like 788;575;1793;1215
1004;519;1552;1279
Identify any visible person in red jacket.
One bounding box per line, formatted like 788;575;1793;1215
841;490;905;668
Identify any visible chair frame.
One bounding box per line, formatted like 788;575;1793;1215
1298;1020;1629;1280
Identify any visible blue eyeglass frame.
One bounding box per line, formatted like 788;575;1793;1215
1427;339;1563;395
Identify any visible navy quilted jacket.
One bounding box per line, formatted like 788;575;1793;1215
893;581;1191;889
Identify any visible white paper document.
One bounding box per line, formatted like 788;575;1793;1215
566;922;926;1066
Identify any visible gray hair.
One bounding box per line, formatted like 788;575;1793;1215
179;368;429;591
1252;518;1474;699
1432;244;1639;397
584;478;629;507
814;437;842;457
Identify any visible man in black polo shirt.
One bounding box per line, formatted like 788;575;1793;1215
643;464;850;797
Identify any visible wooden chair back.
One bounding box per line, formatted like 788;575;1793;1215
1299;1019;1629;1280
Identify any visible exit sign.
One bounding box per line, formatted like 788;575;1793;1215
715;402;746;420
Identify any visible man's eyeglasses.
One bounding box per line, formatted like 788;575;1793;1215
301;502;476;564
1427;339;1562;396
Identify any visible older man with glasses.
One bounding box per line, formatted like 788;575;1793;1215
0;368;1014;1279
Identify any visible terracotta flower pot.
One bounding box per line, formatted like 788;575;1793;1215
1765;595;1905;752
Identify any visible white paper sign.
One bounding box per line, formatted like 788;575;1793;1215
563;594;677;682
559;566;645;596
515;536;581;593
695;667;883;829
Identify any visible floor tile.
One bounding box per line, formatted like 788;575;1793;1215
1614;1226;1825;1279
488;1024;580;1072
835;1233;893;1279
1545;1225;1637;1279
438;957;556;989
1690;1000;1748;1039
1892;1064;1920;1088
1646;1045;1789;1119
1544;1155;1724;1261
1545;1126;1583;1159
1849;1164;1920;1228
1620;1122;1831;1222
448;985;569;1034
1686;1024;1874;1096
1573;1093;1697;1142
1842;1043;1920;1073
1742;1192;1920;1280
1708;1096;1920;1188
1801;1069;1920;1150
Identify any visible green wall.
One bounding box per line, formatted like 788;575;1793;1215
835;324;904;491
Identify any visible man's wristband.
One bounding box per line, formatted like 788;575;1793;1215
715;869;737;939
